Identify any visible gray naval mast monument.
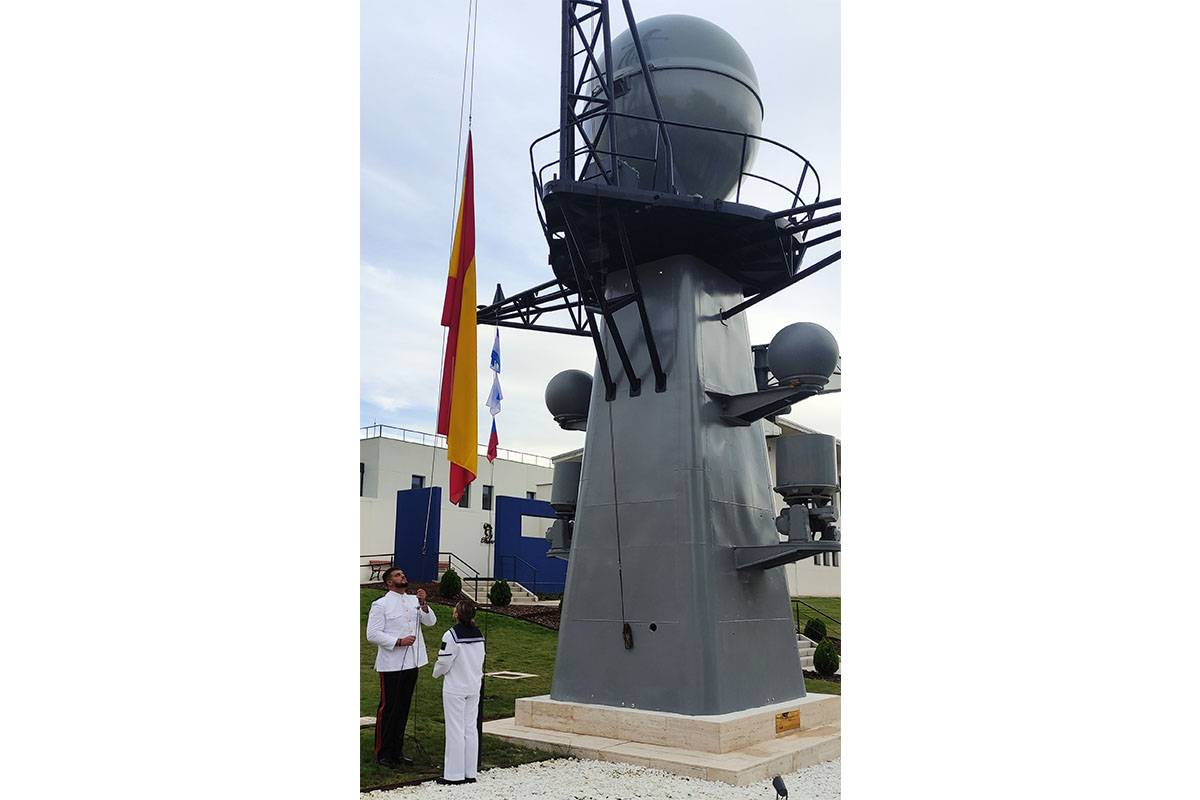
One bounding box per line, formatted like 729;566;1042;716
478;1;843;782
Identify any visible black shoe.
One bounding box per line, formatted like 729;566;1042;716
376;756;402;769
436;778;467;785
465;778;477;784
397;754;414;767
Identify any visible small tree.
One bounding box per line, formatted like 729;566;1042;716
813;639;840;677
488;579;512;607
439;567;462;599
803;618;827;642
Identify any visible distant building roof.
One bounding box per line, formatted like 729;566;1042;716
550;416;838;463
361;424;554;469
552;446;584;463
774;416;841;444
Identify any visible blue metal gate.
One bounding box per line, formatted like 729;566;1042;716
393;487;441;583
493;495;567;594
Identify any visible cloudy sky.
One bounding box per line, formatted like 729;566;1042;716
361;0;840;457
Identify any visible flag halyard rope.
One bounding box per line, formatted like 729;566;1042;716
423;0;481;559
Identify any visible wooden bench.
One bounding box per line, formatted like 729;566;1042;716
367;560;391;581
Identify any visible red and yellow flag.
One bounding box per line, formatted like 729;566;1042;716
436;133;478;505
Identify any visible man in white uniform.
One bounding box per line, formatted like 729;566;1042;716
365;567;437;768
432;600;485;785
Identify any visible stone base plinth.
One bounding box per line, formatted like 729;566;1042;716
483;694;840;786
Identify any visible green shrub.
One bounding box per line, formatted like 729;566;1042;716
439;567;462;599
488;579;513;607
813;639;840;677
803;618;827;642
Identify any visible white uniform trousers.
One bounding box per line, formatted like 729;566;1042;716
442;691;480;781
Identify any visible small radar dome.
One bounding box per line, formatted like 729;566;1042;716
768;323;839;388
588;14;763;199
545;369;593;431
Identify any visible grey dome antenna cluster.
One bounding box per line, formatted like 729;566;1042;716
545;369;592;431
707;322;839;427
545;459;583;560
584;14;763;199
768;323;840;389
472;1;842;717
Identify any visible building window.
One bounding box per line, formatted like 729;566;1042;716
360;462;365;496
411;474;425;490
482;484;494;511
526;491;537;500
822;552;831;567
813;555;821;565
458;484;471;508
832;551;840;567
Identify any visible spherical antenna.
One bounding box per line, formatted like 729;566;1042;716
545;369;593;431
590;14;763;199
768;323;839;389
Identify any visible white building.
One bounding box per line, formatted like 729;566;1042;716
360;418;841;596
359;426;554;585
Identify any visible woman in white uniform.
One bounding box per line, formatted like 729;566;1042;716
432;600;485;785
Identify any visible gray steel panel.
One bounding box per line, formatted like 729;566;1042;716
708;500;776;548
714;618;803;707
607;497;679;548
620;543;684;622
551;255;806;716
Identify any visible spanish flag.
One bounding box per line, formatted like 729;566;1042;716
436;133;478;505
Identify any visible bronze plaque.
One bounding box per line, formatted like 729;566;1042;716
775;710;801;735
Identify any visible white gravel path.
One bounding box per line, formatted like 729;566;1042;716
362;757;840;800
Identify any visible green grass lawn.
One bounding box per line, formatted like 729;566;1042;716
361;588;841;790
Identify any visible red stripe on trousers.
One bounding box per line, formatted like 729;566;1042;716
374;672;386;756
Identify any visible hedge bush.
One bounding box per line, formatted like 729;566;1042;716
803;618;827;642
439;567;462;599
488;579;513;607
813;639;840;677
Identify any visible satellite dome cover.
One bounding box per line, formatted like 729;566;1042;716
588;14;764;199
768;322;839;386
545;369;593;428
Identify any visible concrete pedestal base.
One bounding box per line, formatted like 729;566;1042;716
483;694;840;786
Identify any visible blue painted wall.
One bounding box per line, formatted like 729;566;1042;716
494;496;567;594
393;487;441;583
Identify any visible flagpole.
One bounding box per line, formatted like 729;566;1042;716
486;326;502;582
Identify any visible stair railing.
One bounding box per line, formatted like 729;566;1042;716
792;598;841;638
498;554;540;598
439;551;486;598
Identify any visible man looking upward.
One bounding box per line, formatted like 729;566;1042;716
366;567;436;768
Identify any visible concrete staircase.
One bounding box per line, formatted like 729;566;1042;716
457;578;539;605
436;558;541;605
797;634;818;670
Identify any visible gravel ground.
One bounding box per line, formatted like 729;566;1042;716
362;757;840;800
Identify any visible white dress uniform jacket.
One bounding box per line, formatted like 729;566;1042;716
365;591;437;671
432;624;486;693
432;623;485;782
